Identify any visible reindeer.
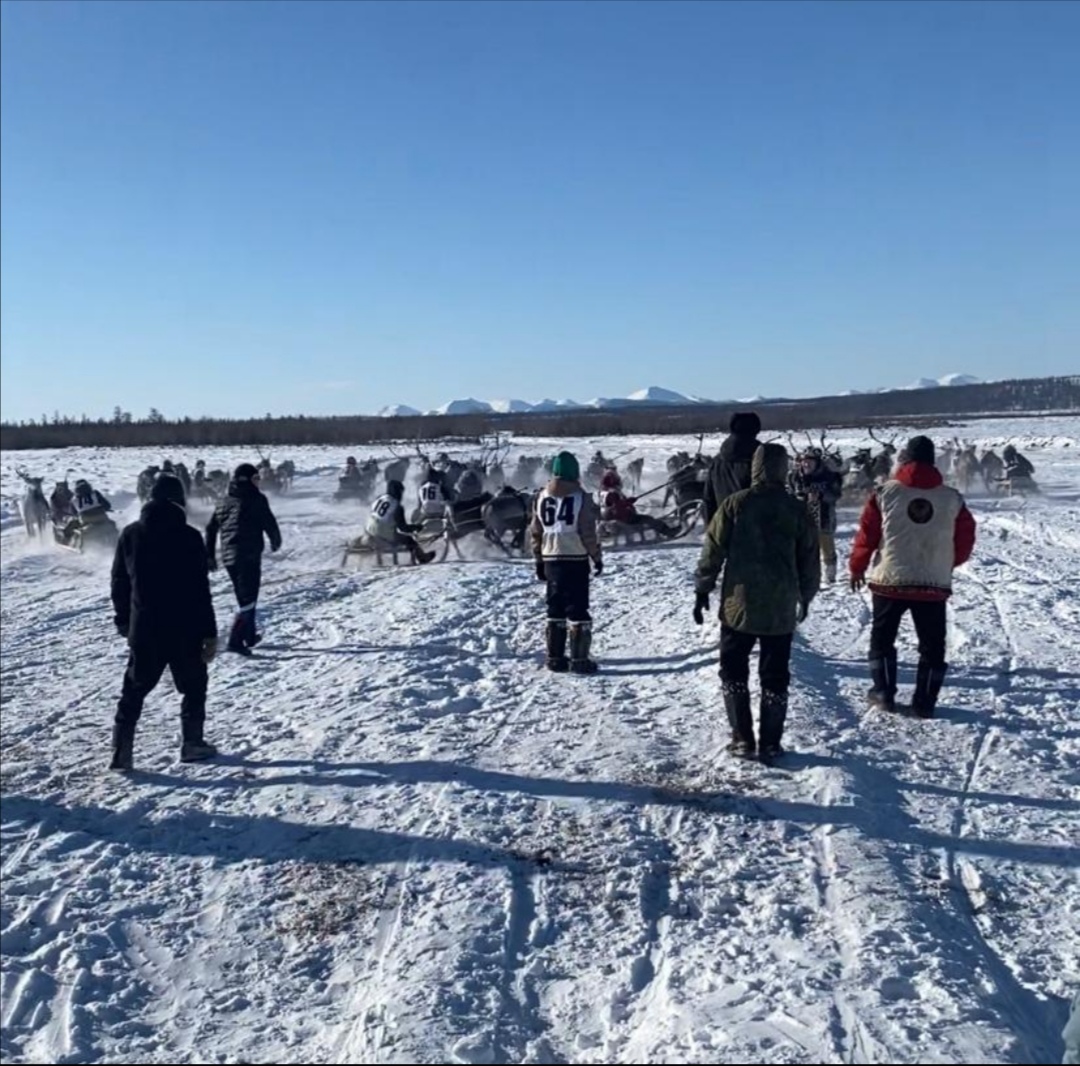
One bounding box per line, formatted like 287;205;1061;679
868;427;898;481
951;443;980;493
625;457;645;493
479;434;511;493
382;444;412;487
275;459;296;492
254;449;281;494
50;476;75;524
511;455;546;489
662;453;708;519
481;486;535;553
939;439;957;479
173;462;192;500
16;468;50;537
980;449;1004;492
192;461;219;503
842;449;876;499
137;465;161;503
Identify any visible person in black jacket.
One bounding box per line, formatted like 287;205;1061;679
703;412;761;524
110;475;218;770
206;462;282;655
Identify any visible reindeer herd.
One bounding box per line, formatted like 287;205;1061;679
8;428;1041;561
779;428;1034;501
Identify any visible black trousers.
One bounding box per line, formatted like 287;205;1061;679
116;642;207;738
869;595;947;668
719;625;793;694
226;558;262;646
545;559;591;624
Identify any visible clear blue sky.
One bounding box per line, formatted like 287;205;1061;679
1;0;1077;422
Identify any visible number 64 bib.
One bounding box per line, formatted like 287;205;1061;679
535;489;588;558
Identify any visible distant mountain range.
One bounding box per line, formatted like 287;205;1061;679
375;375;984;416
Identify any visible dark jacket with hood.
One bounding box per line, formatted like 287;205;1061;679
704;412;762;523
206;480;282;567
112;499;217;649
696;444;820;636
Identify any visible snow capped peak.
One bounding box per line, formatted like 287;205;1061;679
377;403;422;418
899;373;983;391
430;398;493;416
625;386;701;405
488;399;534;414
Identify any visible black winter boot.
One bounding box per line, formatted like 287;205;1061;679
180;719;218;763
109;724;135;772
545;620;569;672
568;623;598;674
758;690;789;760
722;681;756;757
412;544;436;565
227;615;251;656
868;651;898;712
912;660;948;718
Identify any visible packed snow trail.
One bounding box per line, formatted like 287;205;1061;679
2;418;1078;1064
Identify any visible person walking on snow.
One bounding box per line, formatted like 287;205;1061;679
110;475;218;770
789;448;844;584
703;411;761;524
694;443;820;760
205;463;282;656
532;451;603;674
849;435;976;718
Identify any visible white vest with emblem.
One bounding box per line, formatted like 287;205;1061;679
868;480;963;590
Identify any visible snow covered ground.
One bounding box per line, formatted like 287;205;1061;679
1;415;1078;1065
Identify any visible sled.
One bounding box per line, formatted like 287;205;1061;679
340;531;442;568
53;518;119;554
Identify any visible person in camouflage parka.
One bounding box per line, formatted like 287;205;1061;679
694;443;820;760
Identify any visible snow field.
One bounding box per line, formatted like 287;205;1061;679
1;414;1078;1064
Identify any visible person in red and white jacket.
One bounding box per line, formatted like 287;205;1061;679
849;435;976;717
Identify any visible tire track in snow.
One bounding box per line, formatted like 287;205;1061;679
797;557;1062;1064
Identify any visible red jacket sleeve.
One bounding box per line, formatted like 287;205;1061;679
849;494;882;576
953;504;976;567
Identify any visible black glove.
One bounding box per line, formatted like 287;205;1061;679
115;618;129;639
593;557;603;577
407;523;422;534
796;600;809;624
850;574;865;592
693;590;710;626
535;559;546;582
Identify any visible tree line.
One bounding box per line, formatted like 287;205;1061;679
1;376;1076;451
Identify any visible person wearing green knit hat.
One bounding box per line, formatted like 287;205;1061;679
550;451;580;482
531;450;603;673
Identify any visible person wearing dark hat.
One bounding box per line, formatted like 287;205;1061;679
531;450;603;673
110;474;218;770
694;444;820;761
205;462;283;656
703;411;762;524
849;435;976;717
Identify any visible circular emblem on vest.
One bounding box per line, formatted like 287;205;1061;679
907;497;935;524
